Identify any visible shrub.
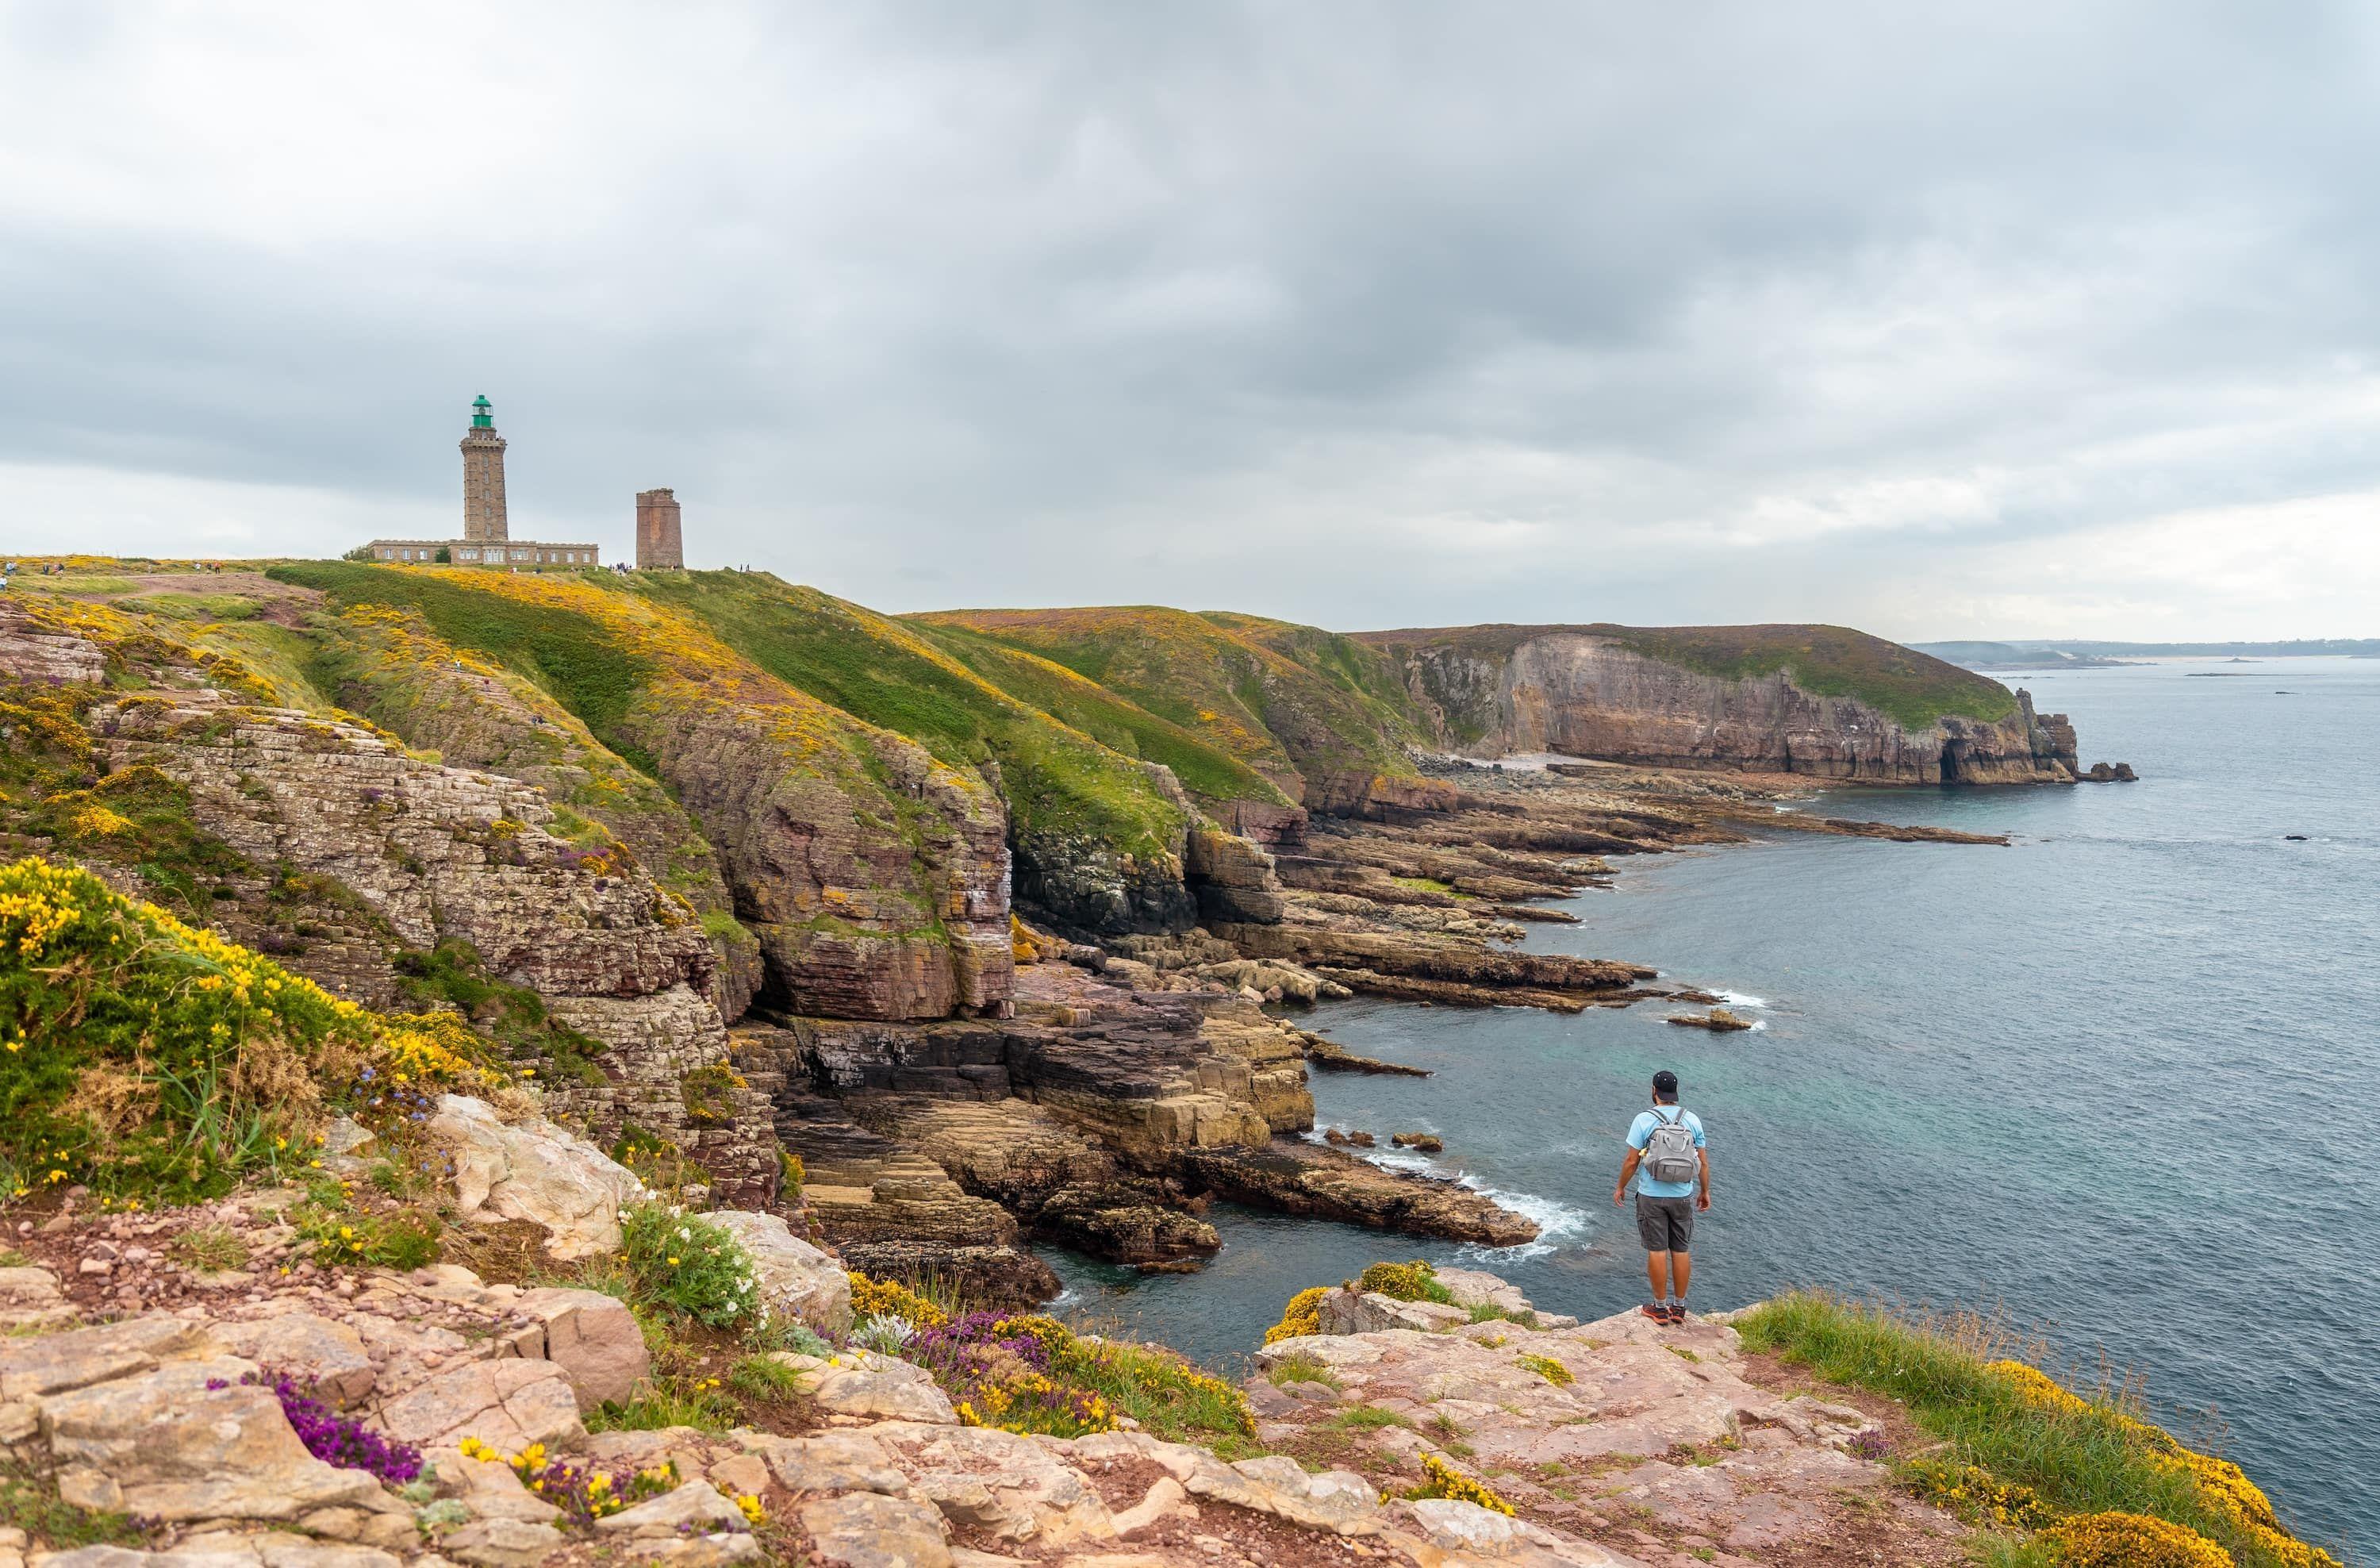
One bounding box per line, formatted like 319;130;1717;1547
1902;1458;2055;1530
848;1272;949;1328
1402;1454;1514;1516
2048;1512;2234;1568
1518;1353;1572;1387
679;1063;745;1126
619;1204;762;1329
1264;1286;1327;1344
0;857;493;1203
1359;1259;1453;1305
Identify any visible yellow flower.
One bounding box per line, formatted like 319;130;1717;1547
668;1256;681;1266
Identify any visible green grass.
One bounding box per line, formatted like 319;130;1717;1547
912;604;1433;790
1327;1403;1414;1432
390;940;607;1087
635;572;1200;860
1265;1352;1343;1390
168;1224;250;1272
1737;1293;2332;1567
271;563;660;746
0;1465;146;1550
726;1353;809;1402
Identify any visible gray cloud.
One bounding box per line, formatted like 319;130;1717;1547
3;1;2377;637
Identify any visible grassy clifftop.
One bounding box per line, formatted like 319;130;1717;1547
1359;621;2019;733
910;605;1434;797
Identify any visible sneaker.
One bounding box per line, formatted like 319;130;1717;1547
1668;1302;1690;1324
1639;1302;1673;1325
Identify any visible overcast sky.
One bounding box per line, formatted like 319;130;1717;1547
3;3;2376;640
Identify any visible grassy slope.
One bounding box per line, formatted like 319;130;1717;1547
267;563;1000;941
1739;1292;2340;1568
627;571;1203;860
909;605;1430;792
1357;622;2017;734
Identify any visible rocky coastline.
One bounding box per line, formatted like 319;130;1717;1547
0;571;2070;1310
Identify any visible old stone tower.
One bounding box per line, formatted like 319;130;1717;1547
460;394;509;542
635;489;684;570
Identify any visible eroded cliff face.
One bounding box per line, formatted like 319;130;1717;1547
1387;632;2077;783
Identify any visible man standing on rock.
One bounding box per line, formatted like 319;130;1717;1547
1613;1068;1710;1325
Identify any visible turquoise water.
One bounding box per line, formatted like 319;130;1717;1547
1042;656;2380;1559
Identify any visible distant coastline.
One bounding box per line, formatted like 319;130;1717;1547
1917;636;2380;671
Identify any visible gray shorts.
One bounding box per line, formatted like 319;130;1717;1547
1635;1193;1694;1253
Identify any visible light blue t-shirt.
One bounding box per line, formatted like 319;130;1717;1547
1626;1105;1706;1199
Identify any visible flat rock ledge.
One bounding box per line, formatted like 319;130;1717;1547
0;1248;1972;1568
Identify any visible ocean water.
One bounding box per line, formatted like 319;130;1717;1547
1041;656;2380;1560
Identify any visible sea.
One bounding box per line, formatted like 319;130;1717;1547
1038;655;2380;1561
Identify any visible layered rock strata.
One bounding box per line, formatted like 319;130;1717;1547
1369;625;2079;783
95;691;781;1212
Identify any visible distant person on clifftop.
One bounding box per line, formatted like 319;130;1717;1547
1613;1068;1710;1325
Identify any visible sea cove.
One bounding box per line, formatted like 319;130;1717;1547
1046;657;2380;1558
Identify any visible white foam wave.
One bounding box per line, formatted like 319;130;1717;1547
1454;1174;1591;1262
1714;990;1767;1009
1304;1127;1591;1261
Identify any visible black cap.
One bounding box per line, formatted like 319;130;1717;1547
1652;1070;1679;1098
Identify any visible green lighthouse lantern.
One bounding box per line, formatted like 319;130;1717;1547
470;394;493;430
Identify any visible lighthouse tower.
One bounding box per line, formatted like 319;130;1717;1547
459;394;509;542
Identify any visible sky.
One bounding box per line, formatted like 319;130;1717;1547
3;2;2377;642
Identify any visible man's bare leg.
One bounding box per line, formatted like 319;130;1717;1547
1645;1251;1671;1301
1671;1251;1692;1312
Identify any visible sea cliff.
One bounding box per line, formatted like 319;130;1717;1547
1359;622;2084;783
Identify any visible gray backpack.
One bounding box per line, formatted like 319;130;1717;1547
1643;1106;1699;1185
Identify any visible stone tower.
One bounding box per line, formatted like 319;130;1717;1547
635;489;684;570
459;395;509;543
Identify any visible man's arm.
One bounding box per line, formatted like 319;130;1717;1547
1613;1147;1643;1206
1695;1146;1712;1212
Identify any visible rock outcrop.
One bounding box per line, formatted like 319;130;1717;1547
1365;625;2081;784
1250;1270;1967;1566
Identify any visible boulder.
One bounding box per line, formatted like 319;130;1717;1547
867;1423;1113;1546
512;1287;648;1409
1433;1267;1534;1316
0;1314;211;1400
209;1312;376;1406
770;1352;956;1424
40;1364;383;1522
800;1492;953;1568
1318;1289;1468;1335
436;1519;566;1568
594;1478;749;1537
750;1431;911;1497
376;1358;585;1452
429;1094;645;1261
695;1209;851;1334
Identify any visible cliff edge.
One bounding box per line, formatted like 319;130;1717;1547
1360;623;2082;784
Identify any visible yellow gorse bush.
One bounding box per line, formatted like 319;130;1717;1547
0;856;496;1198
2048;1511;2235;1568
848;1272;949;1328
1264;1286;1327;1344
1399;1455;1514;1516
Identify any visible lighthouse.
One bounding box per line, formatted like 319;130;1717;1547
459;394;509;543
